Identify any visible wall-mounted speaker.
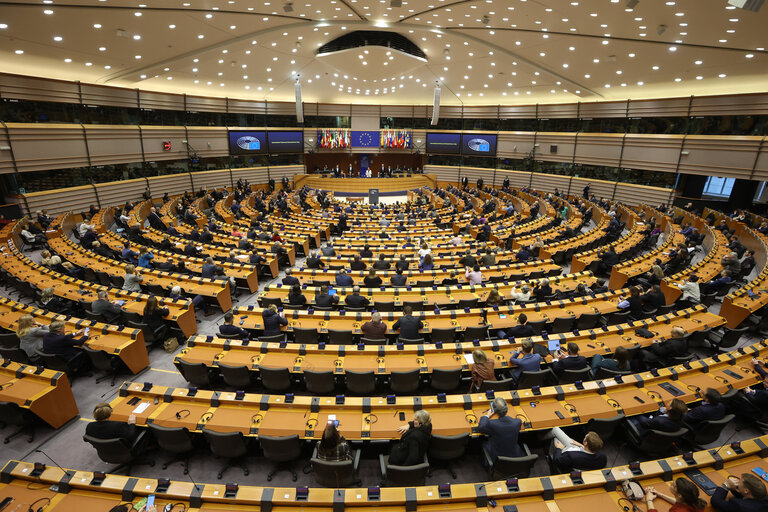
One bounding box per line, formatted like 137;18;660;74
431;84;441;126
295;80;304;123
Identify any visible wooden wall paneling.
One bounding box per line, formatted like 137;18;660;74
302;103;319;117
530;173;572;195
534;132;576;163
140;126;187;162
266;101;297;115
439;105;463;119
85;125;143;166
0;127;15;174
573;133;624;167
497;132;536;159
495;169;532;189
614;182;674;207
317;103;351;117
80;84;139;109
576;177;616;201
537;103;579;119
412;105;429;119
627;97;690;118
620;134;683;173
690;93;768;117
185;127;229;157
460;166;495;184
351;104;379;117
22;186;98;217
379;105;416;118
138;90;185;111
189;169;232;191
578;100;628;118
676;135;762;180
227;99;268;115
463;105;499;119
0;74;80;104
268;165;305;182
423;165;460;183
94;178;149;208
231;166;271;184
184;95;226;113
498;104;538;119
147;173;196;197
6;123;89;172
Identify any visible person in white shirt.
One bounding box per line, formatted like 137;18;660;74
465;265;483;285
449;235;463;246
417;243;431;259
677;275;701;308
78;220;95;238
510;285;532;303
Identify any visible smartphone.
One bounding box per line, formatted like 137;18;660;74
399;412;406;421
0;498;14;511
146;495;155;507
753;467;768;483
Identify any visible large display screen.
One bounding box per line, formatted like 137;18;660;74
228;131;267;155
268;131;304;153
426;133;461;154
461;133;497;156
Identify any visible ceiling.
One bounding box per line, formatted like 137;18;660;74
0;0;766;106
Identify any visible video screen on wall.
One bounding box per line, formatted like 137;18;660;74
228;131;267;155
461;134;497;156
426;133;461;154
268;131;304;153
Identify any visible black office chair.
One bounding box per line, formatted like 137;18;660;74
427;433;469;479
147;424;194;474
576;312;602;330
526;320;547;335
35;350;75;377
479;377;514;392
83;346;126;386
83;432;153;474
558;367;592;385
429;368;461;392
176;360;214;388
707;326;748;352
390;369;421;394
304;370;336;394
402;300;424;312
293;327;319;344
361;337;387;345
582;414;625;441
458;298;478;309
375;301;396;312
379;453;430;487
685;414;735;448
550;316;575;334
398;337;425;345
260;297;283;308
463;325;488;341
345;370;376;395
624;422;688;459
202;428;249;479
0;401;36;444
516;369;551;388
260;367;292;392
310;446;361;487
0;332;20;348
482;443;538;479
0;347;31;364
430;327;456;343
328;329;355;345
260;435;303;481
594;367;631;380
127;320;165;351
218;363;253;389
258;334;285;343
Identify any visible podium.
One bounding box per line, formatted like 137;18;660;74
368;188;379;204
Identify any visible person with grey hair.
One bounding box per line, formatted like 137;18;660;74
478;397;523;465
533;277;553;301
510;285;531;303
282;268;300;286
389;409;432;466
345;285;369;309
91;290;123;324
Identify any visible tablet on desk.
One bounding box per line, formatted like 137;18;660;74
328;289;337;296
115;300;125;306
547;339;561;352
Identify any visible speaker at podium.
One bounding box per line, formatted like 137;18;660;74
369;188;379;205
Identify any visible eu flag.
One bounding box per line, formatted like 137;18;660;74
351;130;378;148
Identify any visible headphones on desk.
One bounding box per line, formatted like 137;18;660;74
27;498;51;512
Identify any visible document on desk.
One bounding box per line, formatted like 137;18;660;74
463;353;475;365
132;402;151;415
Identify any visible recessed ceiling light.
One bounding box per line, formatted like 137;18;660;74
99;47;106;51
652;65;659;70
593;58;600;63
718;73;727;78
64;58;72;62
695;76;703;80
0;23;8;29
134;12;142;16
135;55;141;59
43;9;53;14
85;62;93;66
53;36;62;41
140;74;147;79
674;12;684;16
669;46;677;51
93;23;102;28
133;34;141;40
628;53;636;57
169;24;176;29
637;81;644;85
14;50;23;54
694;60;702;65
205;13;213;18
104;65;111;69
746;53;754;58
230;25;236;29
584;74;591;78
674;77;682;82
198;34;204;38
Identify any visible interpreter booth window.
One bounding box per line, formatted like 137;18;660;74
702;176;735;198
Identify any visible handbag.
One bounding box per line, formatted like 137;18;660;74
164;337;179;353
621;479;645;501
634;328;654;339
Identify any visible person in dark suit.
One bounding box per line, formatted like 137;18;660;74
641;326;689;368
315;286;340;308
390;269;407;286
478;397;522;465
360;245;373;259
363;269;382;288
507;339;543;383
262;304;287;337
641;284;666;311
551;342;588;376
441;271;459;286
550;429;607;472
336;269;354;287
619;286;644;319
392;305;423;340
395;255;409;271
121;241;139;265
389;410;432;466
685;387;725;430
306;251;325;269
42;320;88;371
597;245;619;276
532;278;553;301
142;296;169;341
287;284;307;307
201;257;219;278
345;286;370;309
711;473;768;512
85;403;146;451
147;207;166;231
499;313;535;340
282;269;300;286
184;241;200;257
219;312;250;338
91;290;122;324
350;255;367;271
200;227;214;244
373;254;390;270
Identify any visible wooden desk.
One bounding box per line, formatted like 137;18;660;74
0;360;78;428
0;297;149;374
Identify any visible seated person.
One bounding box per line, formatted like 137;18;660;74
142;296;169;340
441;271;459;286
644;477;707;512
510;285;531;303
419;254;435;271
361;312;387;340
287;284;307;307
552;342;588;376
121;241;139;264
508;338;542;385
42;320;89;372
373;254;390;270
306;251;324;269
315;285;340;308
641;284;666;310
532;278;553;301
629;398;688;437
336;269;354;287
703;270;733;294
38;286;71;315
91;290;123;324
345;286;370;309
282;269;300;286
395;255;409;271
170;285;213;316
549;428;607;472
641;326;689;368
16;314;49;361
498;312;535;340
389;410;432;466
219;312;250;338
591;345;631;375
137;247;154;268
85;402;146;453
316;423;352;462
363;269;383;288
470;349;495;391
262;304;288;337
685;387;725;430
465;265;483;285
392;305;423;341
350;255;367;271
618;286;644;318
390;269;407;287
478;397;522;465
711;473;768;512
359;245;373;259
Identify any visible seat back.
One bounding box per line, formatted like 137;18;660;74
260;435;302;462
430;328;456;343
376;301;396;312
260;367;291;392
83;346;115;372
585;414;625;441
261;297;283;308
328;330;354;344
558;367;592;384
430;368;461;392
304;370;335;394
551;316;574;334
127;321;157;344
390;370;420;394
293;327;318;344
203;429;248;458
83;435;133;464
719;327;748;350
691;414;734;445
427;433;469;462
0;401;34;426
479;378;514;392
517;369;549;388
526;320;547;335
384;459;430;487
638;428;688;456
463;325;488;341
0;347;31;364
361;337;387;345
0;332;20;348
595;367;631;380
402;301;423;312
35;350;72;374
258;334;285;343
345;370;376;395
311;454;357;488
218;363;252;389
177;360;211;387
148;424;194;454
492;452;538;479
85;310;106;323
458;298;478;309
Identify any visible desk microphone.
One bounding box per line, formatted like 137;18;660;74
186;466;201;492
34;449;72;493
34;450;67;476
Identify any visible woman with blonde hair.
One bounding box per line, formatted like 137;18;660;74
471;349;496;391
485;289;505;307
390;409;432;466
262;303;287;338
16;314;48;359
40;250;53;267
123;264;143;292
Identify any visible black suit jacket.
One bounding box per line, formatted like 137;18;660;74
345;294;370;308
85;420;139;443
282;276;300;286
392;315;423;339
